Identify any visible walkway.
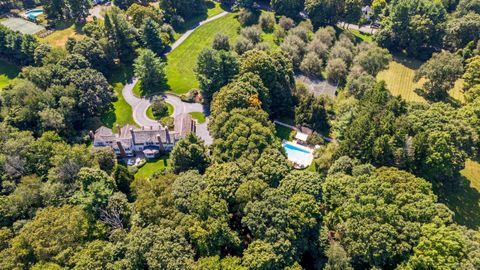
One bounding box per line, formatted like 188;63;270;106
337;22;378;34
121;12;230;144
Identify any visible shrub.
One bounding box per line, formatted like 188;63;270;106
307;132;324;145
256;42;271;51
259;12;275;32
281;34;306;68
235;36;255;54
180;89;199;103
289;25;310;43
326;58;347;84
240;26;262;44
279;16;295;30
314;26;336;47
151;96;169;117
307;38;329;61
301;52;323;76
330;44;354;66
212;33;230;51
238;8;259;26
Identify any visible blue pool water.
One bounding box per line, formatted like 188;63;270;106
26;10;44;20
282;142;313;166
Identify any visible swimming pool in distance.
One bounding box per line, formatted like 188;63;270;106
282;141;313;168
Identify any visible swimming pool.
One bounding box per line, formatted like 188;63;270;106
25;9;44;20
282;142;313;167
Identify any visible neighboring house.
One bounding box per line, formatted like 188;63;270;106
362;6;372;20
91;113;196;159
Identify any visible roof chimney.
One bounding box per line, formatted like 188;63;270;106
165;127;171;144
116;140;126;157
156;134;165;153
89;130;94;140
150;126;153;130
129;128;135;144
116;124;121;135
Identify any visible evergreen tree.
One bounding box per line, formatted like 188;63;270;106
133;49;166;94
141;18;167;54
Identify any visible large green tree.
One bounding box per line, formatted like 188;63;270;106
377;0;447;58
141;18;168;54
170;133;210;174
414;51;464;101
271;0;304;18
240;50;295;117
196;48;239;103
305;0;345;27
322;165;453;268
134;49;166;94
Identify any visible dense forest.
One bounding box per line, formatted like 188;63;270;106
0;0;480;269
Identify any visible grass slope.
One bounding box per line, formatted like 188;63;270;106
165;13;240;94
0;59;20;90
135;156;170;179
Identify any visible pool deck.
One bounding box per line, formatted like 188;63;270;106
282;140;314;169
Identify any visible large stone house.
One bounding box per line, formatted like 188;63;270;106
91;113;196;159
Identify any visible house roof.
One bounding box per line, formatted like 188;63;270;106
295;132;309;142
174;113;195;137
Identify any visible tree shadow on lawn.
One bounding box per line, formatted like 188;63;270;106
391;53;423;70
134;80;169;97
107;64;134;85
101;64;135;128
432;175;480;229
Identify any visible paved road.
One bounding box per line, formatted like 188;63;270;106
121;12;230;144
167;11;229;53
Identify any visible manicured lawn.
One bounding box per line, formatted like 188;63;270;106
133;80;168;97
147;102;174;120
133;81;142;97
173;1;226;40
347;29;374;42
275;124;296;141
189;111;206;123
101;65;136;132
462;160;480;192
377;54;464;103
207;1;224;17
135;156;170;179
39;21;84;48
0;59;20;90
165;13;240;94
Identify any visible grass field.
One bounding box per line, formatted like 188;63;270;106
189;111;206;123
377;54;465;103
40;21;84;48
165;13;240;94
0;59;20;90
135;156;170;179
101;65;135;132
462;160;480;191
